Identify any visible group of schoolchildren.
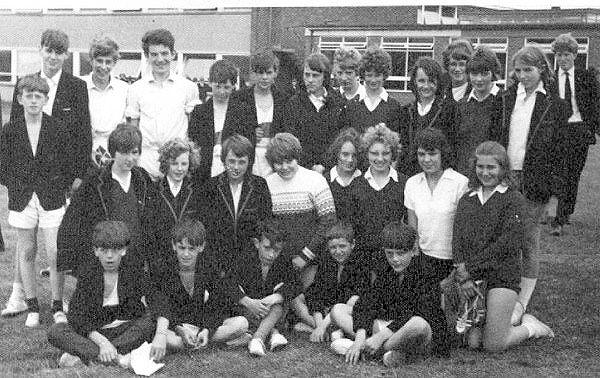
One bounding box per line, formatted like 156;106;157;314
0;24;591;371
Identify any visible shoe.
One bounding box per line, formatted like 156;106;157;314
293;322;314;333
269;333;288;351
456;280;487;334
330;329;344;341
248;338;266;357
25;312;40;328
53;311;68;324
330;338;353;355
550;225;562;236
1;298;27;317
225;332;252;347
382;350;403;368
522;314;555;338
117;353;131;369
58;352;83;368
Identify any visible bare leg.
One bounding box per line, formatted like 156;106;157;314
212;316;249;343
41;227;64;303
300;265;317;290
164;329;184;351
253;304;283;343
330;303;355;338
383;316;432;352
292;294;316;328
483;288;530;352
17;228;38;300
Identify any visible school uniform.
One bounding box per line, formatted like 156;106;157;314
340;89;402;134
352;259;450;357
323;167;361;222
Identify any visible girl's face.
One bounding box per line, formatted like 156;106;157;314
273;159;299;180
113;148;140;174
476;154;503;190
469;71;493;96
363;70;385;93
167;152;189;184
415;68;437;103
417;147;443;175
337;141;357;174
368;142;392;174
448;57;468;86
514;60;542;93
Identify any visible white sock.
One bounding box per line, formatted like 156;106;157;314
522;321;536;338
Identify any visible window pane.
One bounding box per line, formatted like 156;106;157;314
441;6;455;17
182;56;215;81
575;54;588;70
321;36;342;43
407;51;433;72
17;50;39;76
0;75;11;82
389;51;406;77
497;53;507;80
114;52;141;79
0;50;11;74
385;79;406;91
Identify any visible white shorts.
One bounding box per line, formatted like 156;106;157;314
8;192;65;229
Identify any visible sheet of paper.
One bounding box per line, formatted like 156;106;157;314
130;342;165;376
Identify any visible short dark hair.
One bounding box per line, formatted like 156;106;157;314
221;134;254;164
108;123;142;158
251;52;279;73
92;221;130;249
408;57;445;101
142;29;175;55
326;221;355;242
171;218;206;247
158;138;201;176
265;132;302;167
551;33;578;55
17;75;50;96
380;221;416;250
89;35;120;61
442;39;474;70
412;127;453;170
359;47;392;80
304;53;331;88
467;141;512;189
327;127;361;169
209;59;238;85
467;46;502;81
41;29;69;54
257;218;286;245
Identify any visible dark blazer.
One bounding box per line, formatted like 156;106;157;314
200;172;272;273
11;71;91;179
57;165;154;274
187;97;254;184
230;85;291;136
549;68;600;144
0;113;71;211
145;177;203;275
493;84;569;203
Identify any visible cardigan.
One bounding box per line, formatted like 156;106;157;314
323;170;359;222
340;96;402;134
452;188;525;276
0;113;71;212
352;259;450;357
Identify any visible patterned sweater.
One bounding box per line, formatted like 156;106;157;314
267;166;337;262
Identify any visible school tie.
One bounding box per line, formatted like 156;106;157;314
564;72;573;115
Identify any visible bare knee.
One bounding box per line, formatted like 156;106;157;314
330;303;349;323
229;316;249;333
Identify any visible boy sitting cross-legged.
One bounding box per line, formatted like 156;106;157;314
148;218;249;355
329;222;451;367
292;221;369;342
47;221;157;368
235;218;303;357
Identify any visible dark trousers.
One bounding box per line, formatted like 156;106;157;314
47;315;155;363
554;122;590;226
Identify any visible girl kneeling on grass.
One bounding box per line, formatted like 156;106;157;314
452;141;554;351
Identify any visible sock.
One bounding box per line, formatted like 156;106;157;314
522;321;536;338
518;277;537;309
52;300;63;313
26;298;39;313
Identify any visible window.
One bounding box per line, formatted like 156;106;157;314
418;5;458;25
114;52;142;80
464;37;509;86
181;53;217;82
0;50;11;82
525;37;589;70
381;37;434;92
318;36;368;65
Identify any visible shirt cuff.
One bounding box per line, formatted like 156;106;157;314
302;247;315;261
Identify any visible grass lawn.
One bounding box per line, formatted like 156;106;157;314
0;143;599;376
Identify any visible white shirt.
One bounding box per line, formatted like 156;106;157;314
404;168;469;260
507;81;546;170
559;67;583;123
417;100;433;116
452;82;469;101
211;101;227;177
83;74;129;151
467;83;500;102
308;88;327;112
40;69;61;116
329;166;361;187
340;83;366;101
167;176;182;198
364;166;398;191
469;183;508;205
230;181;243;215
26;118;42;156
125;72;200;178
112;170;131;193
364;88;389;112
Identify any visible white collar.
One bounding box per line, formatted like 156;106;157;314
111;170;132;192
417;100;433;115
559;66;575;77
41;69;62;85
84;73;116;91
167;176;183;196
364;166;398;182
365;88;388;102
517;81;546;96
142;69;176;83
309;87;328;102
329;166;361;186
469;184;509;204
340;83;366;101
467;83;500;102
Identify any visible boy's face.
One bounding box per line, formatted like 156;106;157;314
94;246;126;272
555;51;575;72
18;89;48;116
173;238;204;271
112;148;140;173
146;44;175;76
384;247;415;273
327;237;354;264
224;150;249;183
254;236;283;266
40;45;68;75
252;67;277;91
210;80;235;103
92;55;116;82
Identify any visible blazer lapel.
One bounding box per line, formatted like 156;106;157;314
237;176;254;216
217;175;236;221
34;116;50;158
526;92;551;146
52;72;67;115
